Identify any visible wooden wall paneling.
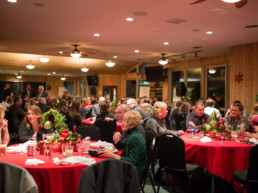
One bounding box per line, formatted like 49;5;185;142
229;43;258;113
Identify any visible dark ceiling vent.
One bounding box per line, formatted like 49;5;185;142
32;3;45;7
133;11;149;16
167;18;186;24
192;29;200;32
192;46;202;49
245;25;258;28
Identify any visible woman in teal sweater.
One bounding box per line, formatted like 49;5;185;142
100;110;147;182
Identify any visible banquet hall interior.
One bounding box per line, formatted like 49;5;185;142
0;0;258;193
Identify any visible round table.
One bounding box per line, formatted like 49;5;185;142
180;133;253;183
1;144;121;193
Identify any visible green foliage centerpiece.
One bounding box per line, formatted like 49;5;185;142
42;109;68;142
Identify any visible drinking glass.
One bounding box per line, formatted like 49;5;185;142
63;143;73;158
0;141;7;155
78;139;86;155
84;137;91;153
220;132;226;141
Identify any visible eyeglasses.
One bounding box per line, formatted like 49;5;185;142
115;111;123;114
231;108;239;112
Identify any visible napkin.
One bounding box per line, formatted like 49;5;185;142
6;140;35;153
53;156;96;165
25;158;45;165
90;140;114;148
249;138;258;144
200;136;212;143
6;144;27;153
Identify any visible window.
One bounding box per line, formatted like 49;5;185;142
64;82;74;97
171;71;185;103
126;80;136;98
187;68;201;104
207;66;226;111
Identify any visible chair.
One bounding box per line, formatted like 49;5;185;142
77;125;101;141
145;129;157;155
94;119;114;143
156;134;200;193
0;161;38;193
78;159;140;193
231;144;258;193
140;137;157;193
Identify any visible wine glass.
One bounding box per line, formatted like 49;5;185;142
220;132;226;142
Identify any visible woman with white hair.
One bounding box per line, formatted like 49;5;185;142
145;101;182;137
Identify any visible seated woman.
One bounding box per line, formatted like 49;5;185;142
0;104;10;144
244;115;258;138
96;100;115;120
18;105;52;143
174;102;190;131
100;110;147;182
58;99;69;116
66;100;82;131
145;101;182;137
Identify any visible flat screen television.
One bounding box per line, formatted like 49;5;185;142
87;76;98;86
145;66;165;82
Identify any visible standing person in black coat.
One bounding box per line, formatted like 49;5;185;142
21;83;36;99
3;83;12;101
174;102;190;131
8;97;26;133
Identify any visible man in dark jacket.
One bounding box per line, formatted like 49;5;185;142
37;97;50;114
21;83;36;99
8;97;26;133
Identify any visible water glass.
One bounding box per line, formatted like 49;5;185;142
63;143;73;158
0;141;7;155
84;137;91;153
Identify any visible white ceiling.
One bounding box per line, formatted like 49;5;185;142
0;0;257;77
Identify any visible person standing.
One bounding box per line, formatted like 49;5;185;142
21;83;36;99
8;97;26;133
169;99;183;130
3;83;12;101
37;85;48;98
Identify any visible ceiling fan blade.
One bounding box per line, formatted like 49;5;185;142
235;0;248;8
190;0;206;5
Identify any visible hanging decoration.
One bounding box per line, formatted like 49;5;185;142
235;72;243;83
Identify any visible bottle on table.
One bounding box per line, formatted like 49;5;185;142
36;125;43;151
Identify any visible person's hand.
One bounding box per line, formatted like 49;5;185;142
105;117;113;122
113;132;121;144
244;132;252;138
98;150;113;158
179;130;184;134
2;119;8;132
189;121;196;127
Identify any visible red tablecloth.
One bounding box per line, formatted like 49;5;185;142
180;133;253;183
1;144;121;193
82;119;94;125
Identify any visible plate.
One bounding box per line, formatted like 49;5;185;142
103;147;118;153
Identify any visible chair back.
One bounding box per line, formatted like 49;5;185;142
145;129;157;155
94;119;114;143
0;161;38;193
141;137;156;186
77;125;101;141
247;144;258;183
156;134;186;175
78;159;140;193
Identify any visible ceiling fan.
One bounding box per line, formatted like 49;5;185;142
158;53;176;65
69;44;95;58
190;0;248;8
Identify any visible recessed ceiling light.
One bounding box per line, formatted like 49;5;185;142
93;33;100;37
206;31;213;34
40;58;50;63
47;73;51;76
221;0;241;3
59;51;63;54
163;42;169;45
52;72;56;75
7;0;17;3
126;18;134;21
113;56;118;59
134;50;140;53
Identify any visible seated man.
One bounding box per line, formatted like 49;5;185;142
186;100;209;130
224;101;249;131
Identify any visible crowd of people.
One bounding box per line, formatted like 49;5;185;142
1;83;258;183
